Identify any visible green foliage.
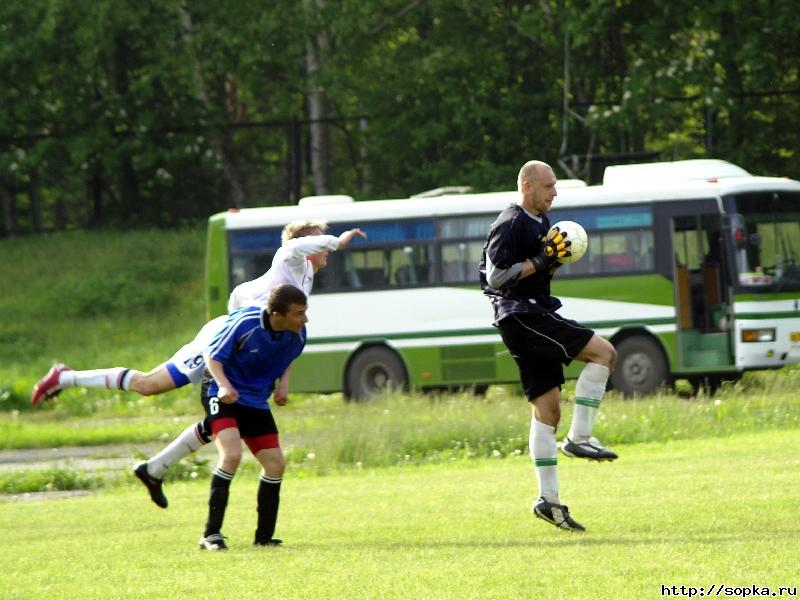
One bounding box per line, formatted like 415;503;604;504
4;377;798;480
0;468;106;494
0;228;206;406
3;0;798;234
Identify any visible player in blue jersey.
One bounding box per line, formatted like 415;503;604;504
479;160;618;533
197;284;308;552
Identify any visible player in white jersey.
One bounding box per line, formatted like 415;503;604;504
227;229;331;310
31;220;365;508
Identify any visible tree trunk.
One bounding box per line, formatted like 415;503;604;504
0;181;16;238
717;11;745;153
178;4;246;208
305;0;332;195
88;166;104;228
28;181;44;232
120;155;141;221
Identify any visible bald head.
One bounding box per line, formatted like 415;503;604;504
517;160;557;215
517;160;553;192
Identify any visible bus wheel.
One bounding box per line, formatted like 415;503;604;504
610;336;668;397
345;346;408;401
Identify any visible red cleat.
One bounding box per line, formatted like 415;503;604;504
31;363;71;407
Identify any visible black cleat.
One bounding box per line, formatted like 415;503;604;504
134;462;168;508
532;497;586;532
253;538;283;547
561;436;618;461
199;534;228;551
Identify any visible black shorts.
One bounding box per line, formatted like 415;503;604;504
497;311;594;401
201;395;280;449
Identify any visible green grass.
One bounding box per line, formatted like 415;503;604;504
5;377;799;457
0;228;207;411
2;384;798;496
0;468;107;494
3;430;798;599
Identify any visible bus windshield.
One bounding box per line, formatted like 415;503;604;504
729;191;800;291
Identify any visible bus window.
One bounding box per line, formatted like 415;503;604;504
730;192;800;290
439;215;494;283
441;240;483;283
390;246;433;286
440;215;496;238
601;231;655;272
330;244;434;290
230;252;275;287
228;228;282;288
558;239;599;276
558;229;654;276
673;216;706;269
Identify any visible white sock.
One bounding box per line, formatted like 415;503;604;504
530;418;559;504
569;363;610;441
147;422;207;479
59;368;130;390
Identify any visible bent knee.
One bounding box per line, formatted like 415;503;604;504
130;370;174;396
221;452;243;471
266;454;286;475
132;380;163;396
586;337;616;369
603;343;618;369
260;451;286;477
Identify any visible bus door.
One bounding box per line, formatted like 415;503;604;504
670;214;735;372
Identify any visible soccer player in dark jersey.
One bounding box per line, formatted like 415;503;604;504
479;160;618;532
196;284;308;551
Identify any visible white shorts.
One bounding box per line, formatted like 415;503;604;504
165;316;228;387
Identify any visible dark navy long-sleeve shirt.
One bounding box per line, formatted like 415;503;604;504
479;204;562;323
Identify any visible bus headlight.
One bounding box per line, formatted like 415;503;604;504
741;328;776;343
791;332;800;343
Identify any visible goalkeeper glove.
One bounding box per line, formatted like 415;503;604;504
530;228;572;272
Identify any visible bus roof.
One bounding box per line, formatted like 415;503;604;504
220;163;800;230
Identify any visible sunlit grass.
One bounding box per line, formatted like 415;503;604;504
3;368;798;493
2;430;798;599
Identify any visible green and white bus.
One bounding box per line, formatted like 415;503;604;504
205;159;800;398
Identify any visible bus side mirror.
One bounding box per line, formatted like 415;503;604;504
724;214;748;250
734;229;747;249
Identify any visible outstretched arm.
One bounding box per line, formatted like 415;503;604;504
337;228;367;249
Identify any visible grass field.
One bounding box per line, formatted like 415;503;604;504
4;430;798;600
3;229;799;598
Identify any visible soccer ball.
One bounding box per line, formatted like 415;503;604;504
549;220;588;264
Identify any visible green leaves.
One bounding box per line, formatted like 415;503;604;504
1;0;798;232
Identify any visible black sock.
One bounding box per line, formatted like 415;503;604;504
204;468;234;537
255;475;282;543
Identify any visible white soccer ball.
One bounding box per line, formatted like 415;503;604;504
549;220;588;264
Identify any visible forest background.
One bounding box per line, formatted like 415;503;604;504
1;0;799;236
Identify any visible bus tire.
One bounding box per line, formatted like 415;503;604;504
610;336;668;397
345;346;408;401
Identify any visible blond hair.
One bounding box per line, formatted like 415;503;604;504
517;160;551;192
281;220;328;245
